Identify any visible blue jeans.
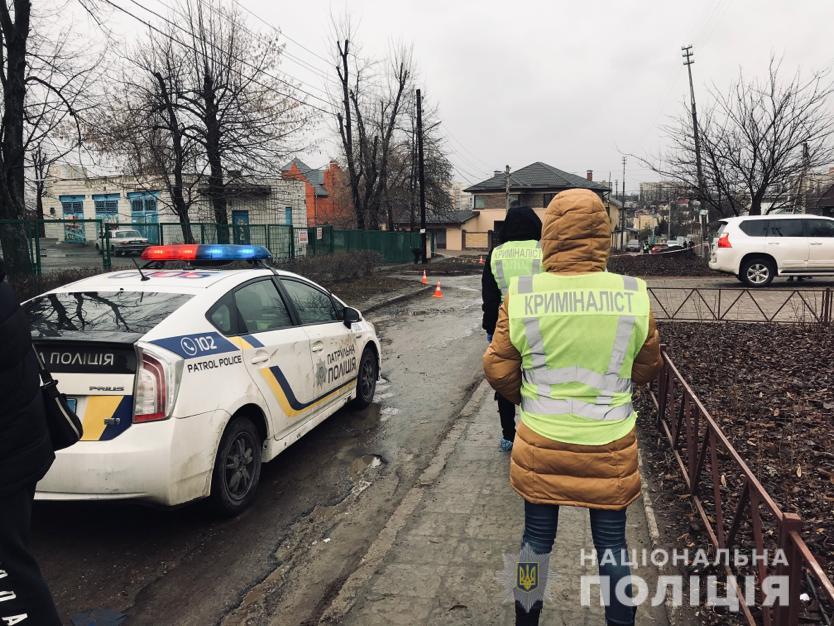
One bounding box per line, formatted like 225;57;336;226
521;501;634;625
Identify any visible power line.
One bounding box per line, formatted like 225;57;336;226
127;0;334;106
106;0;335;114
227;0;332;66
156;0;339;91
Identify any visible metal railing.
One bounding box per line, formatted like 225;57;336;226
649;287;834;324
648;351;834;625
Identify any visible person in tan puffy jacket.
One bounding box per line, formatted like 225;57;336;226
484;189;661;626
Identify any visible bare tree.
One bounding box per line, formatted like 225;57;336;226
25;21;100;234
88;30;204;243
334;22;413;230
0;0;98;274
383;91;452;230
175;0;312;241
635;58;834;218
0;0;35;274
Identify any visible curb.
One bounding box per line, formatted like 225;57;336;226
360;284;433;314
318;380;492;623
637;446;681;626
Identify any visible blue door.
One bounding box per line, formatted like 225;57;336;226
232;210;250;244
60;196;85;243
128;192;160;243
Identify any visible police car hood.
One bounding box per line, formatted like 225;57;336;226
541;189;610;274
501;205;542;242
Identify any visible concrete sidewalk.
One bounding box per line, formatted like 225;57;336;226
321;382;671;626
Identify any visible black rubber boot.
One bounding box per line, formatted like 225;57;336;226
606;604;637;626
514;601;542;626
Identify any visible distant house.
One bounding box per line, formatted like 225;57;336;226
281;159;354;227
418;162;612;251
807;183;834;218
43;164;308;250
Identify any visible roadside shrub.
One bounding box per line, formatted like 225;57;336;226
607;252;716;277
276;251;382;288
9;268;102;302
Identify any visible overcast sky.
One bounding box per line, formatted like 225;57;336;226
77;0;834;192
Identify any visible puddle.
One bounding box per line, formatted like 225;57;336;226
349;453;386;477
380;407;400;422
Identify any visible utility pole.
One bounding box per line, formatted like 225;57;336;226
682;45;705;224
621;156;627;250
796;141;810;214
505;164;511;211
416;89;427;264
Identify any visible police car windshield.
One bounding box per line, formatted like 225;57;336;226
25;291;192;342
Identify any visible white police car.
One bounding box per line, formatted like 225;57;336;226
25;244;381;515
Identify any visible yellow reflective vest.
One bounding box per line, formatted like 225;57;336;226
490;240;543;295
507;272;651;446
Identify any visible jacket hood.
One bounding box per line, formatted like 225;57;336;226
541;189;611;273
500;205;542;243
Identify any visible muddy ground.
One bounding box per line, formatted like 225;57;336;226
32;274;486;625
636;321;834;624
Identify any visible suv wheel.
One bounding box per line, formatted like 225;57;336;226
209;417;263;516
350;347;378;409
740;257;775;288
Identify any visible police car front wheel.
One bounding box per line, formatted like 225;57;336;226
210;416;263;516
350;347;378;410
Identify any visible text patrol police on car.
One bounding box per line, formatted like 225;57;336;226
24;244;382;515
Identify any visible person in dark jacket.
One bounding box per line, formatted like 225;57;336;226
0;258;61;624
482;205;543;451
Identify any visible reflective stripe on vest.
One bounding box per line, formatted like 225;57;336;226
507;272;650;444
491;240;543;294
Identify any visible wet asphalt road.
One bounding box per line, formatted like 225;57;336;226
31;274;486;626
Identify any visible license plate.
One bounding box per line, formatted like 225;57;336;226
66;397;78;413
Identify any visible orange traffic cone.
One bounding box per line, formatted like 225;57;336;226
478;255;485;265
433;280;444;298
421;270;428;285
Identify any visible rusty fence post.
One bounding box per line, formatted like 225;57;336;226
774;512;803;626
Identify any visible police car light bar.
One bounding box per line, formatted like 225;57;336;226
140;244;272;262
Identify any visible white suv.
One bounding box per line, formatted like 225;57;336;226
710;214;834;287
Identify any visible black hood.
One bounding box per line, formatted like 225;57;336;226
500;205;542;243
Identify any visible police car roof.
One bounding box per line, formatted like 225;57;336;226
46;267;306;294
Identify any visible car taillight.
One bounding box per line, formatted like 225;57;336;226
134;350;182;423
717;233;732;248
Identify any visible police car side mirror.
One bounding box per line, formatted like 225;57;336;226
343;307;361;327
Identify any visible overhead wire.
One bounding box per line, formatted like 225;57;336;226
103;0;335;115
150;0;340;95
125;0;335;106
109;0;493;192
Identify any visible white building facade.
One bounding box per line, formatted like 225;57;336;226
43;165;308;254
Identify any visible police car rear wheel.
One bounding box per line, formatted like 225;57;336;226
351;347;377;410
210;417;262;516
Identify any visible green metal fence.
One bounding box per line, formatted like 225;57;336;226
331;229;422;263
1;218;425;275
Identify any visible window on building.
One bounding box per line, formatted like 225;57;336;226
543;193;555;207
59;195;84;217
92;193;120;224
473;195;487;209
127;191;159;218
284;207;293;225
